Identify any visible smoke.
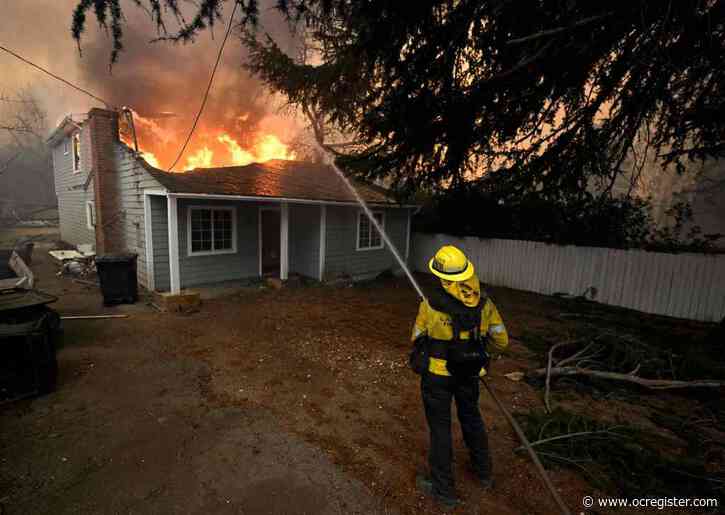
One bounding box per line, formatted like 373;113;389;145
1;0;303;169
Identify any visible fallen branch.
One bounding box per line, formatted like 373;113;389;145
544;339;587;412
513;429;629;453
546;341;572;413
528;366;724;389
555;341;598;368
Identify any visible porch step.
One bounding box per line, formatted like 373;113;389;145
265;275;303;290
155;290;201;313
265;277;284;290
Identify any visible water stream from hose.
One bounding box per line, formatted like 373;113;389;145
315;144;426;300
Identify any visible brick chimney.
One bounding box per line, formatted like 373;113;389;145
87;108;122;254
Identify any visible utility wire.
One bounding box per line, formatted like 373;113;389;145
167;1;239;172
0;44;111;108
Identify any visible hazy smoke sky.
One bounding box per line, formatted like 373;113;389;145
0;0;301;139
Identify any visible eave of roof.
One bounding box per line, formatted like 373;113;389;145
46;117;82;146
136;158;415;207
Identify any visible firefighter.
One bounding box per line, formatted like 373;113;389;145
410;245;509;507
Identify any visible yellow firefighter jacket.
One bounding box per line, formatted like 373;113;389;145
411;280;509;377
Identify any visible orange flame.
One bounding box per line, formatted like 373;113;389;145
215;134;255;166
184;132;295;170
185;147;214;169
119;110;296;172
140;151;160;168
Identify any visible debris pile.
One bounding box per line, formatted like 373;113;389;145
517;408;725;501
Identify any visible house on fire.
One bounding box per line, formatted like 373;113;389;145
46;108;415;294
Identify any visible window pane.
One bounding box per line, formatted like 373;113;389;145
371;227;381;247
191;209;213;252
190;208;236;253
371;213;383;247
86;202;95;227
192;238;212;252
213;210;233;250
359;215;370;248
72;133;81;171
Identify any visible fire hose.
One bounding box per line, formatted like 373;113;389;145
480;377;572;515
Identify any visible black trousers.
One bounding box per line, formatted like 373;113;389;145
421;372;492;497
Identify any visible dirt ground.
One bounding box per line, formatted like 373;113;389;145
0;228;719;514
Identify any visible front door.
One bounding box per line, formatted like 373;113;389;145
261;209;281;276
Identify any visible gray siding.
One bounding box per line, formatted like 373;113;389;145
324;206;409;280
150;195;170;291
112;145;165;290
51;126;164;290
147;200;412;290
289;204;321;279
51;129;95;246
177;199;261;288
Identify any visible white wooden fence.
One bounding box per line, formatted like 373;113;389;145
410;233;725;322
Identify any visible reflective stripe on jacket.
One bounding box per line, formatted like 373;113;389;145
411;298;509;376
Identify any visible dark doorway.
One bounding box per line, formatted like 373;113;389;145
261;209;281;276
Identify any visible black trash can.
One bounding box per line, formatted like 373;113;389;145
95;254;138;306
0;290;60;402
0;249;14;280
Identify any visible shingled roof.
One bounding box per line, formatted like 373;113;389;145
143;160;401;206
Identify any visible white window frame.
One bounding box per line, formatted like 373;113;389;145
187;205;237;257
63;137;70;156
85;200;95;230
72;132;81;174
356;210;385;251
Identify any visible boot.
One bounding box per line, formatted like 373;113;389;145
416;474;461;508
475;475;494;490
468;462;494;490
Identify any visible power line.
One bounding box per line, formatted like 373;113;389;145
0;44;111;108
167;1;239;172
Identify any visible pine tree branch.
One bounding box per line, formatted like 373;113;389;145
506;13;614;45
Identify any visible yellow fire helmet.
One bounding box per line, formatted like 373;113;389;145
428;245;475;282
